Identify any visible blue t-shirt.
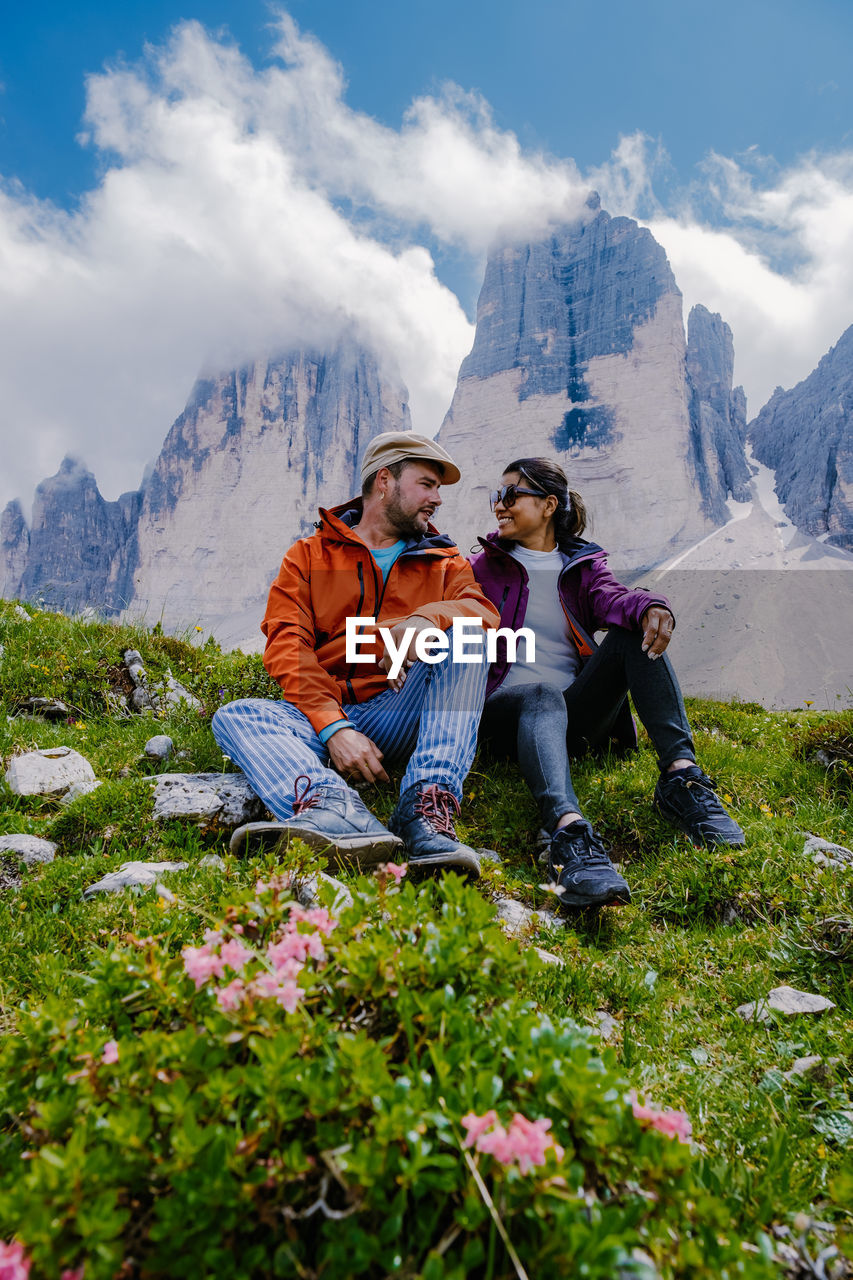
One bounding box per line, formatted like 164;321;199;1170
370;539;407;581
318;539;407;744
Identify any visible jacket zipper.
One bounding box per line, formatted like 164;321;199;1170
343;560;367;697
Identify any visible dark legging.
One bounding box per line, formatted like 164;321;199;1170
479;627;695;832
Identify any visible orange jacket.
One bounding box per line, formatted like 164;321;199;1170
262;499;501;734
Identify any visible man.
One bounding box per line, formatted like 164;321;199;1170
214;432;500;877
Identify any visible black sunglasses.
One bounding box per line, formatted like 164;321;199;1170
489;483;547;511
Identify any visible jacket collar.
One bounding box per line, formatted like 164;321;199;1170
476;529;603;568
318;498;459;556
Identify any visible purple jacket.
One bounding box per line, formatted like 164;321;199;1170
469;532;674;748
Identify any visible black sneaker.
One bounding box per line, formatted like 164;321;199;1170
388;783;480;878
547;821;631;908
654;765;745;847
229;775;404;868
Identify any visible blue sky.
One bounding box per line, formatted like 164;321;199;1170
2;0;853;510
5;0;853;207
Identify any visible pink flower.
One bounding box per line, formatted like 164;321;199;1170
252;973;302;1013
61;1267;85;1280
461;1110;562;1172
0;1240;31;1280
215;979;246;1011
219;938;252;972
461;1110;499;1148
287;904;338;936
181;943;226;989
202;928;223;946
630;1092;692;1144
380;862;407;884
101;1040;119;1065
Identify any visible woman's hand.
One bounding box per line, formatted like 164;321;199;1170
640;606;674;659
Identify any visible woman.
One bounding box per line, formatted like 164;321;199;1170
470;457;744;909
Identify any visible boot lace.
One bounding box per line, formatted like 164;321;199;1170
293;775;321;815
414;784;461;838
553;824;612;872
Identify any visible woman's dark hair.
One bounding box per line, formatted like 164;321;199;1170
503;457;587;547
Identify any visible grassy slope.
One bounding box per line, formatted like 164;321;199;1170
0;600;851;1252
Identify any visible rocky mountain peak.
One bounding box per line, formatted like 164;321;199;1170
438;205;748;565
749;323;853;550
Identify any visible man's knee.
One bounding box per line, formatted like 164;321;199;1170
211;698;247;744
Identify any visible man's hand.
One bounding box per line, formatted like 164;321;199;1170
641;606;674;659
379;614;435;690
327;728;389;783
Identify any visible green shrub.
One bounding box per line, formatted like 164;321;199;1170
0;868;775;1280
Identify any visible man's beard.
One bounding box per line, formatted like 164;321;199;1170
385;486;433;538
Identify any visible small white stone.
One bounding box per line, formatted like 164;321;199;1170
144;735;174;760
297;871;354;915
83;860;188;898
736;985;836;1023
0;834;58;866
804;833;853;867
493;896;565;937
199;853;226;870
532;946;564;968
60;778;102;806
5;747;96;797
593;1009;619;1039
13;605;32;623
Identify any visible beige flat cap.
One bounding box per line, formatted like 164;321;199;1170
360;431;461;486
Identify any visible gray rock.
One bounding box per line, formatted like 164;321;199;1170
594;1010;620;1040
804;833;853;868
144;734;174;761
59;778;103;806
493;896;565;937
13;603;32;623
4;747;96;796
532;946;565;968
736;985;836;1023
198;853;226;870
123;650;200;715
0;834;58;866
475;846;502;864
749;324;853;550
18;697;69;719
296;871;354;915
83;860;188;899
152;772;266;827
782;1055;843;1082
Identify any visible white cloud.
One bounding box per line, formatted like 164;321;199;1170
601;139;853;413
3;15;853;516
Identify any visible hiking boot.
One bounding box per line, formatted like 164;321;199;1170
547;820;631;908
229;774;403;868
388;783;481;878
654;765;745;847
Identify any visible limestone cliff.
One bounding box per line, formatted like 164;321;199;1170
130;339;411;631
13;459;140;614
437;197;748;566
748;325;853;550
1;500;30;600
686;304;752;508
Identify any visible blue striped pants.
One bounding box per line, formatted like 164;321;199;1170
211;649;488;820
